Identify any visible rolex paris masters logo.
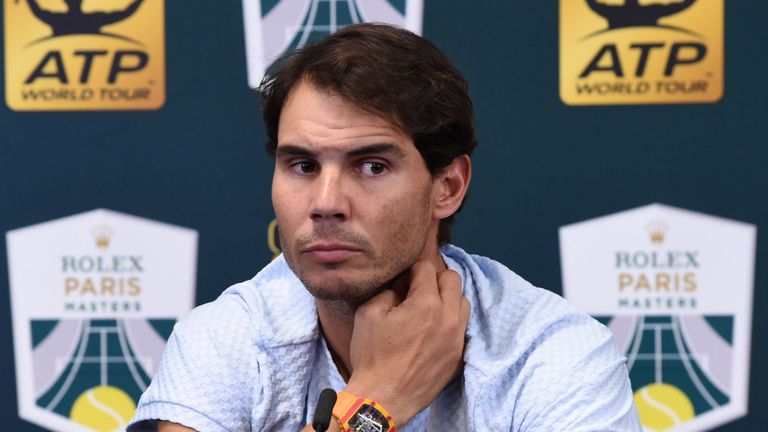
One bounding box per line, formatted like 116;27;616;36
242;0;424;88
559;0;724;105
560;204;756;431
3;0;166;111
6;209;197;431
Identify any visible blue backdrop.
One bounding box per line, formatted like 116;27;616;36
1;1;765;430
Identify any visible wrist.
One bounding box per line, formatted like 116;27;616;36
343;377;413;424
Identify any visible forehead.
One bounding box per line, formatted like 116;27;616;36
277;81;412;150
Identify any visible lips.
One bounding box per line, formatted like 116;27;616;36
302;243;362;264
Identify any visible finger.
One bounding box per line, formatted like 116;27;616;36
356;289;399;319
387;268;411;301
459;296;471;330
436;269;462;309
403;260;439;302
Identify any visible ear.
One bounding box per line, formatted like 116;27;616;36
432;155;472;220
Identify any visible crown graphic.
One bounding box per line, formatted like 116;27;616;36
91;225;114;249
20;0;145;38
646;220;668;245
586;0;697;29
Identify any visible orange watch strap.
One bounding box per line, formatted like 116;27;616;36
333;390;362;428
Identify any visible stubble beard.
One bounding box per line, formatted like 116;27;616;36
281;216;430;306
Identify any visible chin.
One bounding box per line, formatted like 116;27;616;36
298;272;389;303
282;248;403;302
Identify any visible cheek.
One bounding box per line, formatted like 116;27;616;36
272;188;304;248
273;193;302;264
273;177;301;219
375;188;433;247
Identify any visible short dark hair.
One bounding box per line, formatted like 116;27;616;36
259;23;477;245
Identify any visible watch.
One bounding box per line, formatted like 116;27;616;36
333;390;397;432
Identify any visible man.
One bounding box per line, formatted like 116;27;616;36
129;24;640;431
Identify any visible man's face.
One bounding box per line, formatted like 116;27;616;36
272;81;439;302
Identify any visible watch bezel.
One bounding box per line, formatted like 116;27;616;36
347;403;391;432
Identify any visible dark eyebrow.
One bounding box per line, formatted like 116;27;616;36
275;145;316;158
275;143;406;159
347;143;405;158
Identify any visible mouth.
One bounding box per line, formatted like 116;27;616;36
301;243;363;264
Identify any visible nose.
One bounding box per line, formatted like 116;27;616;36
311;167;349;222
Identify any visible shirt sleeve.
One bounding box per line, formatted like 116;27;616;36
509;317;641;432
127;294;265;432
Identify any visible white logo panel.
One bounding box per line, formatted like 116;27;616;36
7;209;197;431
242;0;424;87
560;204;755;431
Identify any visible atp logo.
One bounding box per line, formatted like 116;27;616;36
560;204;756;431
7;209;197;431
3;0;166;111
242;0;424;88
560;0;724;105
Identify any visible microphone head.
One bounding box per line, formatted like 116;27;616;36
312;388;337;431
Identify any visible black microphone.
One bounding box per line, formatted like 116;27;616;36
312;388;337;431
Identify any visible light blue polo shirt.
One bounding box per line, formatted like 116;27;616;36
129;245;640;431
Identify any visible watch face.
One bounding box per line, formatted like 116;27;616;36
348;403;390;432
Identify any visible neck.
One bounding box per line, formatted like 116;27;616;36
316;300;355;380
317;239;447;380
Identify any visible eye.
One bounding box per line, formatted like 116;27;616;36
360;161;388;176
290;160;317;174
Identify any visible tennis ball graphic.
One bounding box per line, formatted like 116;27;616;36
634;383;695;431
70;386;136;432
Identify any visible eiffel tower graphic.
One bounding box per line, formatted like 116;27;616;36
623;315;730;418
34;319;152;418
288;0;364;51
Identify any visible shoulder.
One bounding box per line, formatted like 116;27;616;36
444;245;609;366
178;254;318;348
129;256;319;432
443;246;638;430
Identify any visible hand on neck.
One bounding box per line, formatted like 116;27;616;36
316;242;447;381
